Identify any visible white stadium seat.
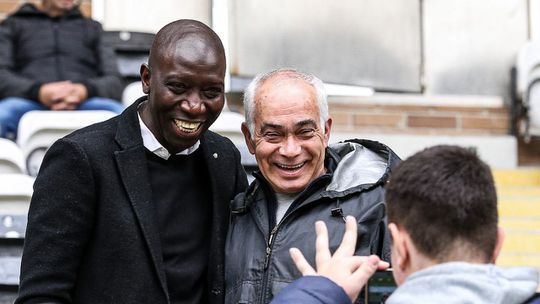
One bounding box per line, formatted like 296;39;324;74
0;139;25;174
209;110;246;145
16;110;117;176
122;81;144;107
0;173;34;239
515;41;540;140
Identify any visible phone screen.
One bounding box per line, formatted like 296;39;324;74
364;269;397;304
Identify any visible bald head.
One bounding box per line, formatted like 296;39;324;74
148;19;226;71
139;19;227;154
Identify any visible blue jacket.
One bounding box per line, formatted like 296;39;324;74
271;263;540;304
271;276;350;304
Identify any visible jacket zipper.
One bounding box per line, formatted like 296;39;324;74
258;196;321;302
263;226;278;269
258;194;344;303
260;224;278;303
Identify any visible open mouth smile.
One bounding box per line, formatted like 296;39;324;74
276;162;306;171
174;119;202;133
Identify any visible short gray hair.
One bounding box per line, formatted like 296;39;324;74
243;68;328;137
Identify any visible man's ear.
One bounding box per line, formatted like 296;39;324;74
140;63;151;94
323;118;332;146
388;223;409;271
241;122;255;154
491;227;505;263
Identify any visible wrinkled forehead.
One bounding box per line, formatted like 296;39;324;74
255;75;317;106
261;71;312;89
254;78;319;123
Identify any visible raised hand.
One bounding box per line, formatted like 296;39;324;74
289;216;389;302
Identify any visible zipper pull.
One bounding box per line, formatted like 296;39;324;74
264;227;278;269
331;207;346;223
264;246;272;269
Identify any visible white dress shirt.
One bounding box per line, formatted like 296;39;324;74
138;113;200;159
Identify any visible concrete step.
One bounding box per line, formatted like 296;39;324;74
497;253;540;268
497;187;540;196
493;169;540;187
500;232;540;253
500;218;540;230
495;171;540;290
499;199;540;217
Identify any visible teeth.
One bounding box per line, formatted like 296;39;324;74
277;163;304;170
174;119;201;132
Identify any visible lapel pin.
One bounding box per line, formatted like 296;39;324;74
213;153;218;159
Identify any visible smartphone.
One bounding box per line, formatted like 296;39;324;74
364;269;397;304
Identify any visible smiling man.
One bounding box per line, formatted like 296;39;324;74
225;69;400;304
16;20;247;304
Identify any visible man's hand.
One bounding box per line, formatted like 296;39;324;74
39;81;72;108
39;81;88;110
289;216;389;302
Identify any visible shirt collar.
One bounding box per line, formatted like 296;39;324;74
137;113;200;160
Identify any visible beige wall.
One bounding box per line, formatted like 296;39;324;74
423;0;528;103
94;0;211;33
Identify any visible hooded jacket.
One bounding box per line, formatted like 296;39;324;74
0;3;122;101
270;262;540;304
225;139;400;304
387;262;539;304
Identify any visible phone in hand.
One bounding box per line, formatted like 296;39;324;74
364;269;397;304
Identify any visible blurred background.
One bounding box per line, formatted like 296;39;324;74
0;0;539;300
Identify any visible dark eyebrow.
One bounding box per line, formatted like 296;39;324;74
260;123;283;132
296;119;318;128
260;119;318;132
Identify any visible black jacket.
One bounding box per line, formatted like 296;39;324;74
0;3;123;101
225;140;400;304
16;97;248;303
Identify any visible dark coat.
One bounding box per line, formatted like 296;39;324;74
16;97;248;303
225;140;400;304
0;3;123;101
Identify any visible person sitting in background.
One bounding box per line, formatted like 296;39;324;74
0;0;124;140
225;68;400;303
272;145;539;304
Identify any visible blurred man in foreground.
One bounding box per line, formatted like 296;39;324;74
273;145;539;304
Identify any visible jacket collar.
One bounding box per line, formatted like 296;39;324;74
235;139;400;218
113;97;170;300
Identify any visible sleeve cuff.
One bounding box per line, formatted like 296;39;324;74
81;81;97;98
271;276;352;304
27;83;42;103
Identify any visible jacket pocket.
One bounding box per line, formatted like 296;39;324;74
225;280;259;304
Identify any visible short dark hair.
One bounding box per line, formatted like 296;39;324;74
386;145;498;262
